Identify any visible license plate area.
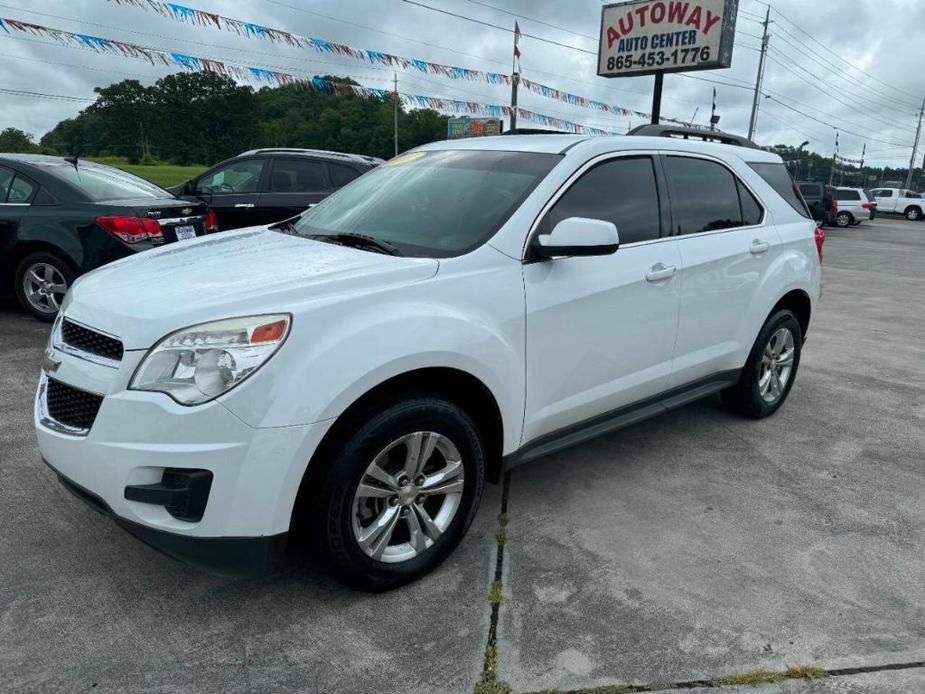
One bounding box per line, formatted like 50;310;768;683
173;225;197;241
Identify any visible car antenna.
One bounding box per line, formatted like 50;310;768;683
64;151;81;171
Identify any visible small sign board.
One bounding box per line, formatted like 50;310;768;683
447;117;503;139
598;0;737;78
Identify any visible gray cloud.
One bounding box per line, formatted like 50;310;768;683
0;0;922;167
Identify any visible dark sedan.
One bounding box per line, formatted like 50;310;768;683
0;155;214;321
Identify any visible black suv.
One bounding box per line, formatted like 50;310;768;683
169;149;382;231
0;155;209;321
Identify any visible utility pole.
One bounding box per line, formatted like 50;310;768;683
510;73;519;131
828;130;838;186
747;7;770;140
393;73;399;157
904;97;924;189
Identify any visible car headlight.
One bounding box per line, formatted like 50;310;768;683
130;314;291;405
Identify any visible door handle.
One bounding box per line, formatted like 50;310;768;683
645;263;677;282
234;203;255;208
749;239;770;255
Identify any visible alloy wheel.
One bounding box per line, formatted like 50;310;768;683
351;431;465;564
22;262;67;315
758;327;795;403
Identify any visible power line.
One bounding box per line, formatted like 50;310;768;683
0;86;93;102
753;0;922;104
461;0;598;41
400;0;596;55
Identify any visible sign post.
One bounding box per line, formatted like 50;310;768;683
598;0;738;123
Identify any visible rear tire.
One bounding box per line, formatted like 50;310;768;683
905;206;922;221
722;310;802;419
835;211;852;227
314;395;485;591
13;251;74;322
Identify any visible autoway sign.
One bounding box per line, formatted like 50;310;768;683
598;0;738;77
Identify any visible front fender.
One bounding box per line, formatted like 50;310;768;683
220;256;526;454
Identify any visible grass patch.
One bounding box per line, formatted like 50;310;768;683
488;580;504;605
475;643;510;694
496;527;508;545
713;669;786;686
88;156;206;188
785;665;828;680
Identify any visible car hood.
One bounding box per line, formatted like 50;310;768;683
65;228;439;349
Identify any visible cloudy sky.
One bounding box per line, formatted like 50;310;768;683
1;0;923;167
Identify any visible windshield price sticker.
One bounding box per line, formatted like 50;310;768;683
598;0;737;78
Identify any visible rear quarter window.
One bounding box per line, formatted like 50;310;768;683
835;189;861;201
748;162;810;218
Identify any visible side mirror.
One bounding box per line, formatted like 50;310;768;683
531;217;620;259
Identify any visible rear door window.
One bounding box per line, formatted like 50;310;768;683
835;189;861;201
738;180;763;225
7;175;37;204
873;189;893;198
748;162;810;217
539;156;662;244
269;159;330;193
663;156;750;234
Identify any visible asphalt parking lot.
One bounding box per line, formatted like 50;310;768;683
2;215;924;694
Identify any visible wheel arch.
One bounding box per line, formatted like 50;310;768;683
770;288;812;341
904;204;922;217
289;366;505;535
6;241;78;288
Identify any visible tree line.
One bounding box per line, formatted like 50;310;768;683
3;72;449;165
0;71;921;189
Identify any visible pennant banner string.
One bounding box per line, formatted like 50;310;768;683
103;0;685;125
0;16;621;135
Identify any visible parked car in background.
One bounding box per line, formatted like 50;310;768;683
832;187;876;227
169;148;383;231
796;181;833;225
36;134;821;589
0;154;213;321
870;188;924;220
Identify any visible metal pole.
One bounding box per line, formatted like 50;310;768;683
393;73;399;157
651;72;663;124
904;97;924;189
510;72;519;131
747;7;770;140
829;131;838;186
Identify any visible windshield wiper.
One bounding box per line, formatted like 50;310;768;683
308;232;402;256
269;214;301;233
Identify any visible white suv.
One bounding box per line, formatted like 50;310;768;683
34;135;822;589
832;186;876;227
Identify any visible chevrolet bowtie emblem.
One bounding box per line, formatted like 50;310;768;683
181;207;193;216
42;351;61;374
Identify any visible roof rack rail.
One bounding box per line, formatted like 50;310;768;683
627;124;761;149
238;147;379;164
502;128;574;135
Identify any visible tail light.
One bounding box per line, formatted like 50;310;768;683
206;209;218;233
96;215;161;244
814;227;825;263
861;202;877;209
831;198;838;216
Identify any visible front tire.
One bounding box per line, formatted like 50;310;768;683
13;251;74;322
315;396;485;590
905;206;922;221
722;310;803;419
835;211;852;227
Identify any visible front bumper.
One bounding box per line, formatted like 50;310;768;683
49;461;288;577
34;330;333;575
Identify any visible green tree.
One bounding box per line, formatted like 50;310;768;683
0;127;39;153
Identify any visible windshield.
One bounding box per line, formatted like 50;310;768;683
50;163;171;201
289;149;560;257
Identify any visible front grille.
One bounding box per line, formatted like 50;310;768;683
61;320;123;362
46;378;104;431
